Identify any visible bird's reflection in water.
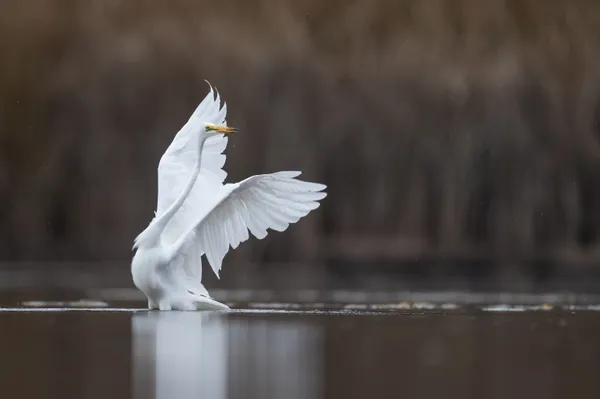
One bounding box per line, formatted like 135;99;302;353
131;311;226;399
131;311;324;399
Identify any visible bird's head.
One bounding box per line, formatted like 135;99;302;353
201;123;238;137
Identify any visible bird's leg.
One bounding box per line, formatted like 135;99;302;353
148;299;158;310
158;301;173;311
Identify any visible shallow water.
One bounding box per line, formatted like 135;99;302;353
1;300;600;399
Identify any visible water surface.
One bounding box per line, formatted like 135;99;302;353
1;300;599;399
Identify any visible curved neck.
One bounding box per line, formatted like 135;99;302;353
133;132;208;249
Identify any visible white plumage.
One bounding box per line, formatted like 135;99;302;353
131;82;327;311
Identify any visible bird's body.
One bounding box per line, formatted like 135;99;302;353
131;83;327;311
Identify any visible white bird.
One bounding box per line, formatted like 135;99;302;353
131;83;327;311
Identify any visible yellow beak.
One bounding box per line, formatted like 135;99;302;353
207;124;239;134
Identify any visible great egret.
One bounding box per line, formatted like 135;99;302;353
131;83;327;311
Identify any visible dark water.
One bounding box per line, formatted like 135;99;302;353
1;304;600;399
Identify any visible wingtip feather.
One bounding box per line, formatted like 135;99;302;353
276;171;302;178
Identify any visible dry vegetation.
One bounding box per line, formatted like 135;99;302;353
2;0;600;275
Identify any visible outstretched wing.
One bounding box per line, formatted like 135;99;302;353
188;171;327;278
156;82;229;218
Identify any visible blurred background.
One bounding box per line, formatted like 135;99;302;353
2;0;600;294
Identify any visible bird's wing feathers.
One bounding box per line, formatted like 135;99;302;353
156;83;229;217
188;171;327;278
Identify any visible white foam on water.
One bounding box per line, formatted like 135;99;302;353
21;300;109;308
481;305;528;312
0;307;141;312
